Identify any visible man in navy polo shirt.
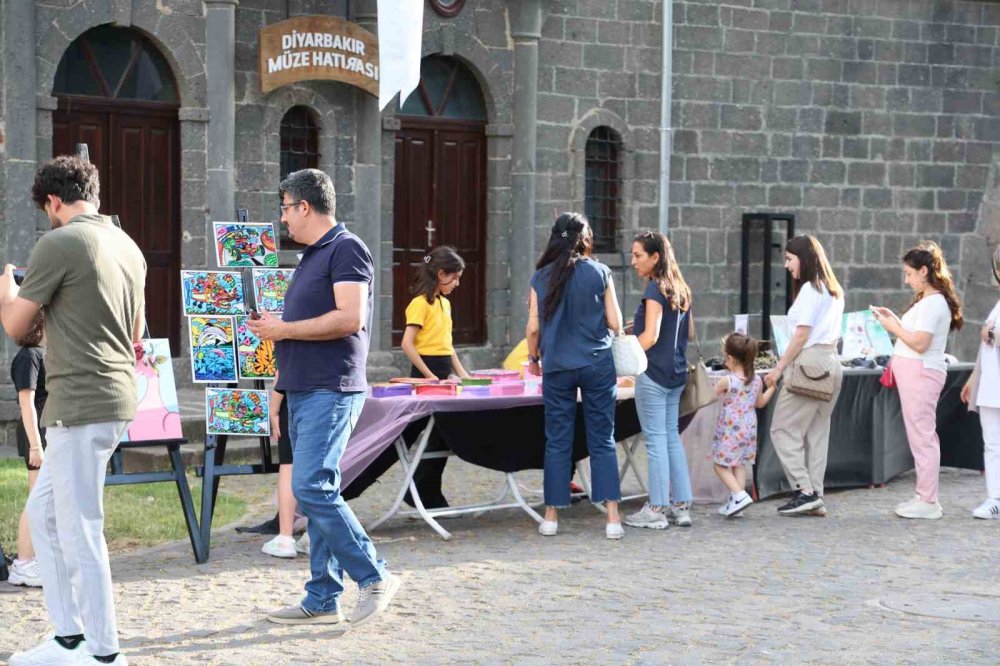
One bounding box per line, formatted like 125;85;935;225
249;168;399;629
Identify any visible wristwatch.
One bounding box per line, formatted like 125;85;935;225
527;354;540;364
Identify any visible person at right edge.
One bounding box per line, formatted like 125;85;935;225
249;168;400;629
4;155;146;666
764;235;845;517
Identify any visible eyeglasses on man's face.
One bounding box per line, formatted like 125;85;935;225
279;200;303;213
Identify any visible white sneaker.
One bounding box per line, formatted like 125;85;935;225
895;494;921;511
623;503;669;529
972;498;1000;520
261;535;297;558
725;492;754;517
538;520;558;536
669;503;693;527
90;655;129;665
295;532;310;555
606;522;624;540
8;559;43;587
895;499;943;520
717;501;729;515
10;637;91;665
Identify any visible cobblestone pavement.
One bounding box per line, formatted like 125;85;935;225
1;458;996;665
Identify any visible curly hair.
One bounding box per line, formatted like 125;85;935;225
15;310;44;348
31;155;100;210
902;240;963;332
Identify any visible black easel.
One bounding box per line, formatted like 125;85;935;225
195;209;280;562
739;212;796;342
71;142;204;562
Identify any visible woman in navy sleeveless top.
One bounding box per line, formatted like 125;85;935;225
526;213;625;540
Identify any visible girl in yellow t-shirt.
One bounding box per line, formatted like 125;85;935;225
402;246;470;381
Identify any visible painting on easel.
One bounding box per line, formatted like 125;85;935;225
213;222;279;267
181;270;245;316
121;339;183;443
234;315;276;380
188;316;237;383
205;388;270;436
251;268;294;313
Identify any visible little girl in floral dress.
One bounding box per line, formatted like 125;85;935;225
711;333;776;517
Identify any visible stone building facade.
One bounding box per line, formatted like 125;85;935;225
0;0;997;445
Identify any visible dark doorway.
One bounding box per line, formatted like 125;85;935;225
52;26;182;354
393;56;487;346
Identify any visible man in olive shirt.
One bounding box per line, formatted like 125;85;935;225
1;156;145;666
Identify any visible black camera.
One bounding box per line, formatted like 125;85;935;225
12;268;26;286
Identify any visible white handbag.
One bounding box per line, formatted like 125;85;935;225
611;332;648;377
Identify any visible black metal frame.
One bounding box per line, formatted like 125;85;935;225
739;212;796;342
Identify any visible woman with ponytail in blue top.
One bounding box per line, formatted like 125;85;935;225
526;213;625;540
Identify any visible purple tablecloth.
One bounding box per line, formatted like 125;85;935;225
340;387;635;488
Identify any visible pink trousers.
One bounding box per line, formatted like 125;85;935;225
892;356;946;503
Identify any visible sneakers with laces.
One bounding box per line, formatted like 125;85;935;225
8;558;42;587
10;636;91;665
623;503;669;529
777;490;824;515
261;535;297;558
606;521;625;540
668;503;693;527
295;532;310;555
972;498;1000;520
895;499;943;520
724;492;753;518
350;573;401;627
267;604;347;626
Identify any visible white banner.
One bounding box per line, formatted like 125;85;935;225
377;0;424;110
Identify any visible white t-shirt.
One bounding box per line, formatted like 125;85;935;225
787;282;844;348
892;293;952;374
976;300;1000;408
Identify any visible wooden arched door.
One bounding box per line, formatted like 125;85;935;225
51;26;182;354
393;56;487;345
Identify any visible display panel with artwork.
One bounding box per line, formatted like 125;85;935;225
235;315;276;380
181;271;245;316
213;222;278;267
121;339;183;443
841;310;894;360
251;268;294;313
188;316;237;383
205;388;270;436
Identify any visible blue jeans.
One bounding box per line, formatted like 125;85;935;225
542;355;621;507
287;390;386;613
634;373;693;506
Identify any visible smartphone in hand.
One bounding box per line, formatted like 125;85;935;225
249;309;262;320
12;268;26;285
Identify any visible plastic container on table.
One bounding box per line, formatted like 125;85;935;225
489;380;525;396
472;369;521;383
415;383;458;397
523;378;543;395
371;383;413;398
462;384;492;397
461;377;492;387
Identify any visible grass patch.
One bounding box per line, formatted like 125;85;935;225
0;458;246;556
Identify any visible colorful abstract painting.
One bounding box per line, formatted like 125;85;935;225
121;339;183;443
205;388;270;436
188;316;237;383
213;222;279;267
181;270;245;316
235;316;276;380
251;268;295;313
841;311;894;361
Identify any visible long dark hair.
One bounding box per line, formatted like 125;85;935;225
632;230;691;312
902;241;963;331
723;332;758;385
536;212;593;322
786;235;843;299
411;246;465;304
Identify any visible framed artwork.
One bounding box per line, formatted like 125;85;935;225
251;268;294;313
235;315;276;380
213;222;278;267
770;315;795;357
121;339;183;443
205;388;270;436
188;316;237;383
181;270;245;316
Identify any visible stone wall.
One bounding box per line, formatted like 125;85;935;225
670;0;1000;358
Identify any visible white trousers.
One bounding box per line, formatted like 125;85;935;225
977;406;1000;499
27;420;128;656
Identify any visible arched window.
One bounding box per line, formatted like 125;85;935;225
397;55;486;121
279;106;320;247
53;25;177;103
584;127;622;253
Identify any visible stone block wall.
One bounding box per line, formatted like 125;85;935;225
670;0;1000;358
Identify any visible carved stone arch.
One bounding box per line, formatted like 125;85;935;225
571;108;636;243
262;85;341;181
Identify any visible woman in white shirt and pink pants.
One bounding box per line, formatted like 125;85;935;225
872;241;964;520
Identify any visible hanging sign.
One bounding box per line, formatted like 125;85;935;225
259;16;379;96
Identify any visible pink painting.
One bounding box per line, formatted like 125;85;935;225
121;339;183;443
